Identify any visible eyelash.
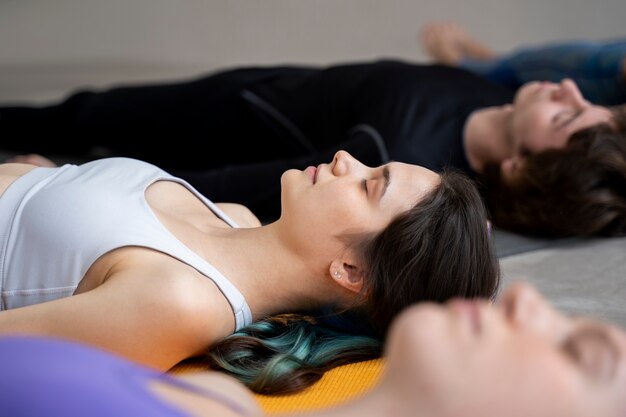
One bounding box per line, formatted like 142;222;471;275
556;111;578;128
560;331;614;380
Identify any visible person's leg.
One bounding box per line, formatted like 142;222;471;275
0;91;103;156
421;22;626;105
0;67;306;169
461;39;626;105
420;22;495;66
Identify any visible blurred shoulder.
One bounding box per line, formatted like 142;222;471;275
0;163;39;197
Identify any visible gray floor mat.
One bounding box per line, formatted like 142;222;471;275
492;228;581;258
501;236;626;327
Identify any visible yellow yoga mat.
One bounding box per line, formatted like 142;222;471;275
255;359;384;414
170;359;385;414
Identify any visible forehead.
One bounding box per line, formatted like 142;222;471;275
390;161;440;193
517;104;612;152
379;162;440;212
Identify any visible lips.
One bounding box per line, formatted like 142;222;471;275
305;166;317;183
316;164;323;182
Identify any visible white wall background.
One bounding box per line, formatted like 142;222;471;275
1;0;625;102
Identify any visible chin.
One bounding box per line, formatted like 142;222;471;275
279;169;296;187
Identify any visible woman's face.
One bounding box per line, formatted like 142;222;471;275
502;79;612;180
385;282;626;417
279;150;439;255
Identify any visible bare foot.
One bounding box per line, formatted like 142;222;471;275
420;22;496;65
6;154;58;167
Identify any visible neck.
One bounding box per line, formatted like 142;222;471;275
463;105;514;173
204;223;337;321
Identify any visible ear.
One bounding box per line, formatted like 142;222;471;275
499;155;524;183
500;157;514;176
329;258;364;294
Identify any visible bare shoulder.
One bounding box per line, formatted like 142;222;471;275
106;251;221;314
215;203;262;228
0;248;236;370
0;163;38;197
0;162;39;176
104;249;237;342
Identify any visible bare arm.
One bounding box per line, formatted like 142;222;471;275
0;261;232;370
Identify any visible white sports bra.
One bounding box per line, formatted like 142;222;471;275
0;157;252;330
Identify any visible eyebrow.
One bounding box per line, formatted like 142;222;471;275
380;165;391;199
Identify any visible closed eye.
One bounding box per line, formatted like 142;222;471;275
562;112;581;129
364;166;391;199
561;326;620;382
553;110;580;130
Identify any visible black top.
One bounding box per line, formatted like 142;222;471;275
246;60;515;175
0;59;515;219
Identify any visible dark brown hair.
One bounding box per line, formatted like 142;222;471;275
482;105;626;238
355;169;500;336
204;170;501;394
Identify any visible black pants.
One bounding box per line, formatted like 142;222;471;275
0;68;386;221
0;68;318;167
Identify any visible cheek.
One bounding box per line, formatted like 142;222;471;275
324;186;374;226
389;312;580;416
513;110;550;150
302;190;371;238
385;309;462;403
459;347;583;417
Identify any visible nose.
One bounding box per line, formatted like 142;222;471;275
552;78;587;107
498;282;568;339
332;150;362;176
